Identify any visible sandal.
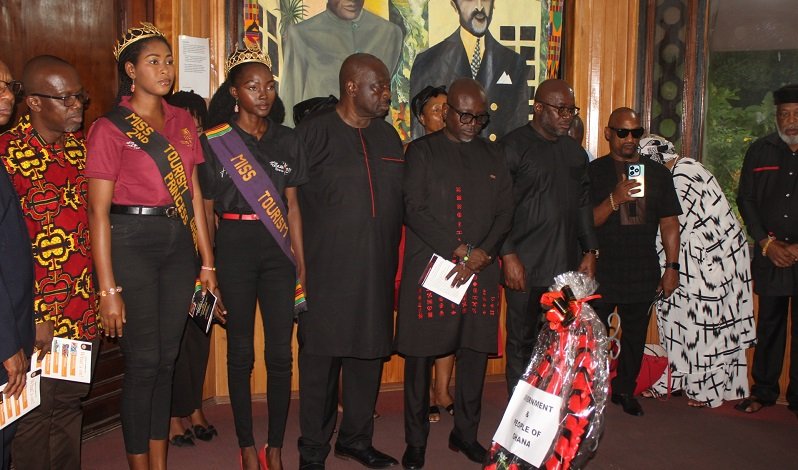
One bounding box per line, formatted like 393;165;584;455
444;403;454;416
192;424;218;441
428;405;440;423
734;396;773;414
169;429;195;447
687;399;708;408
640;389;659;399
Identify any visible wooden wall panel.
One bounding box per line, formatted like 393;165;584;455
565;0;639;158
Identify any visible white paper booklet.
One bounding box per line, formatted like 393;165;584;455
419;254;475;305
37;338;93;383
0;366;42;430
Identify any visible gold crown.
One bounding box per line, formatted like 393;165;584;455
225;43;272;76
113;22;166;61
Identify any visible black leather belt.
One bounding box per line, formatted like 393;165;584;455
110;204;178;217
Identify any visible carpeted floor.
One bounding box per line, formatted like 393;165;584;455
81;379;798;469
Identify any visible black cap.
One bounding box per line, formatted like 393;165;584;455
773;84;798;105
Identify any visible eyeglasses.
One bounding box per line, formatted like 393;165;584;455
0;79;23;97
447;104;490;126
28;91;89;108
536;101;580;118
609;126;645;139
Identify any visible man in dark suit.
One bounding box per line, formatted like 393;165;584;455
0;58;35;470
410;0;531;142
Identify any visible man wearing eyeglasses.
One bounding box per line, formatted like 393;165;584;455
0;55;97;469
0;58;35;470
410;0;530;143
499;79;599;398
396;78;512;468
588;107;681;416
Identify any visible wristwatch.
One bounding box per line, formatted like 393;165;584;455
582;249;600;260
664;261;680;271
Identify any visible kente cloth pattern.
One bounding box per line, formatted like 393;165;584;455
653;158;755;407
0;115;98;340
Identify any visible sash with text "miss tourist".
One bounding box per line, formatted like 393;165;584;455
105;106;198;251
204;123;307;313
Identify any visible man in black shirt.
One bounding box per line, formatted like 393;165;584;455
296;53;402;470
735;84;798;416
589;107;681;416
500;79;599;397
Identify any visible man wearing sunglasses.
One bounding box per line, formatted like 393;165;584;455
0;58;35;470
588;107;681;416
0;55;97;469
499;79;599;398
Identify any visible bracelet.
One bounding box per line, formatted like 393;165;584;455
609;193;619;211
582;249;600;260
762;235;776;256
664;262;680;271
463;244;473;262
201;265;216;271
98;286;123;297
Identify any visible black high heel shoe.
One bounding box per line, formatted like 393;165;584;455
192;424;218;441
169;429;195;447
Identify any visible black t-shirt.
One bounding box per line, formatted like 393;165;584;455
589;155;682;303
199;118;308;213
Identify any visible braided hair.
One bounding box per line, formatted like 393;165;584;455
114;36;172;104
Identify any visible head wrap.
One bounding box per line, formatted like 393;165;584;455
774;84;798;105
639;134;679;164
411;85;447;120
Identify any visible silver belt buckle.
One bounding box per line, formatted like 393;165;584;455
165;206;177;218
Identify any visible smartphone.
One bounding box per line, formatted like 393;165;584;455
626;163;645;198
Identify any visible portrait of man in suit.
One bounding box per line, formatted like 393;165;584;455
410;0;531;142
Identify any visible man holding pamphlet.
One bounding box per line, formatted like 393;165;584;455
0;55;99;470
396;78;513;469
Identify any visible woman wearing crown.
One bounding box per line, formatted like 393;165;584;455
85;23;220;469
197;44;307;470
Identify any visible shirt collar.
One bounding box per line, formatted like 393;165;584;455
119;95;177;126
324;7;364;26
10;113;81;153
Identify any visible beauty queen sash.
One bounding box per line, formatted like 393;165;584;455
204;123;307;313
105;107;198;251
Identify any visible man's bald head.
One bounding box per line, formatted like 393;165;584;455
605;107;643;160
338;53;391;121
444;77;487;142
531;79;577;140
22;55;85;141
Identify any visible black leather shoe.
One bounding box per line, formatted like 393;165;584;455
448;433;487;464
299;457;325;469
611;393;644;416
401;445;425;469
334;443;398;468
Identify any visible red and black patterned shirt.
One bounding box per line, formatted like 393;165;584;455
0;114;98;340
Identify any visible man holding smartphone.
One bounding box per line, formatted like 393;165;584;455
588;107;681;416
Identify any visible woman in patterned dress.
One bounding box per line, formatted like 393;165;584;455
642;135;756;408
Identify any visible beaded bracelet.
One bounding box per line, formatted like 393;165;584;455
463;244;473;263
98;286;123;297
609;193;619;211
762;236;776;256
201;265;216;271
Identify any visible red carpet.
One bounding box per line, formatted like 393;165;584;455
82;379;798;469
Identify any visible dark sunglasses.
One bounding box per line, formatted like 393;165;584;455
0;79;23;97
609;126;644;139
447;104;490;126
28;91;90;108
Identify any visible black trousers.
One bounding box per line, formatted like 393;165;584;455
593;300;651;396
404;348;488;447
11;338;100;470
298;353;384;463
504;286;548;397
111;214;197;454
171;318;211;418
751;295;798;408
217;220;296;448
1;422;15;470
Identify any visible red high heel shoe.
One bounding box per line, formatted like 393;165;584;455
257;445;269;469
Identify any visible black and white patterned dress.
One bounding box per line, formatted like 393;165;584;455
653;157;756;407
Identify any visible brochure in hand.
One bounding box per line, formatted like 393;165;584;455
189;282;218;334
